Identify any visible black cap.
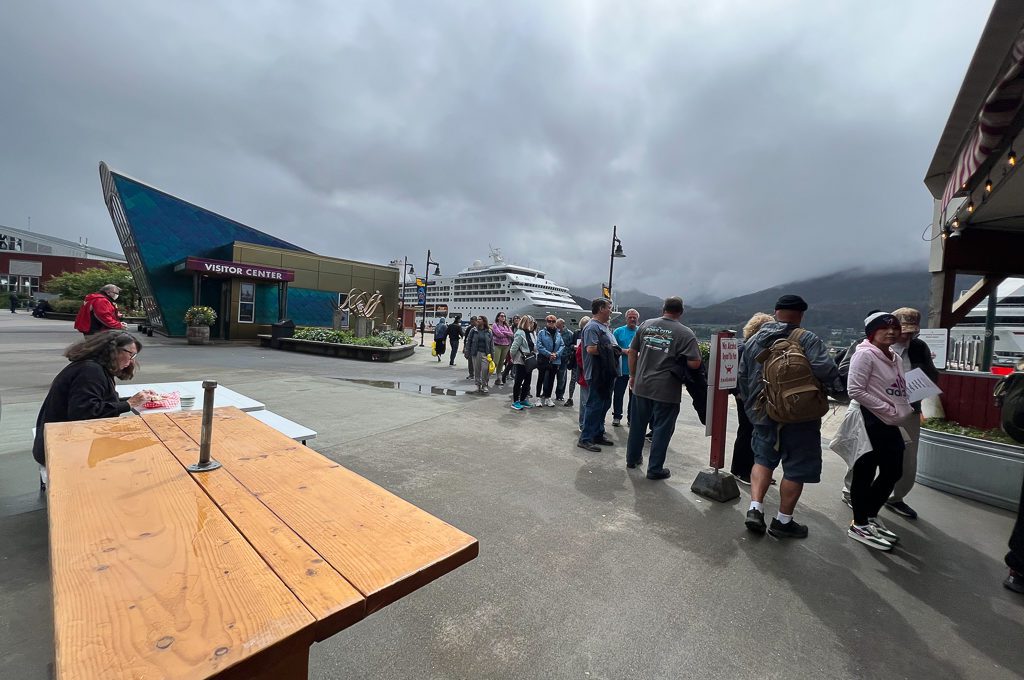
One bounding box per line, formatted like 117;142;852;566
775;294;808;312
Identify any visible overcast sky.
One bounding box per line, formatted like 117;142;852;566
0;1;994;304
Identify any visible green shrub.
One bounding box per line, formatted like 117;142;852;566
922;418;1019;446
51;298;84;314
293;327;390;347
376;329;412;346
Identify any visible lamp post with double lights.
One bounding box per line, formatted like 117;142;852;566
419;250;441;346
390;257;415;331
606;225;626;304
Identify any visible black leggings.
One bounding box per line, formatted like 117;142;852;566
513;365;533;403
851;409;905;525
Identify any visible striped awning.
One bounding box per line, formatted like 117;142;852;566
942;27;1024;210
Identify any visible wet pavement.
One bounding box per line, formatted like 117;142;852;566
1;313;1022;680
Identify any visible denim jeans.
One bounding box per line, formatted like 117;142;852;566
448;338;460;365
612;375;634;421
535;363;558;398
555;363;568;400
580;389;612;443
626;395;680;473
578;385;589;428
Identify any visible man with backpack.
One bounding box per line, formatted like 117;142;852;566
738;295;842;539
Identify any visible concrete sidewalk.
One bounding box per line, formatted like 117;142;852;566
1;313;1021;679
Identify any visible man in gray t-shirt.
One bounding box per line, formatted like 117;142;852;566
625;296;702;480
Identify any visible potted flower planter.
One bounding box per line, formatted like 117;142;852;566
917;426;1023;511
184;306;217;346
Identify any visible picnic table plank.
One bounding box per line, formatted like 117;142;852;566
167;408;479;613
143;412;366;640
45;416;315;680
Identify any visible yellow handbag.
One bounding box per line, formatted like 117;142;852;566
487;354;496;374
431;341;437;357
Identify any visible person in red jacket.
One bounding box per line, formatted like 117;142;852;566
74;284;127;336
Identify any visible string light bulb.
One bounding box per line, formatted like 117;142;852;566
967;201;975;213
1010;150;1017;166
952;218;960;229
985;178;993;193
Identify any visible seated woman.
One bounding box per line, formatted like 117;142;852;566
33;331;158;489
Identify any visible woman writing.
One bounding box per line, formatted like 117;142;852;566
33;331;158;487
509;315;537;410
491;312;514;386
845;312;912;551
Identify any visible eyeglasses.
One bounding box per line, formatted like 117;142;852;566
120;347;138;359
546;319;556;323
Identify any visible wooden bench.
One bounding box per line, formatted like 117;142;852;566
46;408;478;679
246;409;317;444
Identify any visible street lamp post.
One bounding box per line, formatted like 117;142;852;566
391;257;415;331
607;225;626;303
420;250;441;346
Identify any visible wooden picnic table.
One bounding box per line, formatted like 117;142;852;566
45;407;478;679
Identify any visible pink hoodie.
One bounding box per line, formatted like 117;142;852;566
847;339;912;425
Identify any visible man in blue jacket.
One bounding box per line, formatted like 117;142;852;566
555;318;574;402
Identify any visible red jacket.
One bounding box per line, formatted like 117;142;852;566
576;343;587;387
74;293;122;334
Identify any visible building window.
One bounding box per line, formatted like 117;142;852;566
239;282;255;323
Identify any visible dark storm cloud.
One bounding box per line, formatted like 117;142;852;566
0;0;992;303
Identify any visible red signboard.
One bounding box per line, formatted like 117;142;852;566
184;257;295;282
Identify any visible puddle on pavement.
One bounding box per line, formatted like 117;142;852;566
329;378;467;396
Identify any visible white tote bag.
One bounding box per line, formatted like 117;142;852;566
828;401;873;469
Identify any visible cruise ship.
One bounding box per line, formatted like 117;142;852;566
401;249;592;328
949;278;1024;369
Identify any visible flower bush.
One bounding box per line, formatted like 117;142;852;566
293;327;391;347
376;329;412;346
184;306;217;327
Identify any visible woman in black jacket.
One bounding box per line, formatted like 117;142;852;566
33;331;157;487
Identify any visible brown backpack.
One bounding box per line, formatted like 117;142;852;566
755;328;829;424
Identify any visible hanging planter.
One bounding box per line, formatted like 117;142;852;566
184;306;217;345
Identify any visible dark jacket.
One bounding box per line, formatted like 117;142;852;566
468;328;494;356
33;359;131;465
447;323;463;342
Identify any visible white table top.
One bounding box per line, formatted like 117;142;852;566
247;410;317;441
115;381;265;414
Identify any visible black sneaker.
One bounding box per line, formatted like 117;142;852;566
841;492;853;510
745;509;766;534
577;441;601;452
646;469;670;480
645;432;653;441
626;458;643;469
595;436;615;446
564;399;574;407
885;499;918;519
768;518;809;539
1005;569;1024;594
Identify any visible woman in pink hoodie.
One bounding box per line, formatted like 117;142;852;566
846;311;912;551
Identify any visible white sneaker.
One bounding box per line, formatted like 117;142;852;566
547;398;556;408
868;517;899;544
612;418;622;426
848;524;892;551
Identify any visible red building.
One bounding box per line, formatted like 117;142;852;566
0;225;125;297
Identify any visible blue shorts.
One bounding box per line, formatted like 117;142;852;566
751;420;823;484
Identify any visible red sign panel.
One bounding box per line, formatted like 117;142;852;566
184;257;295;282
